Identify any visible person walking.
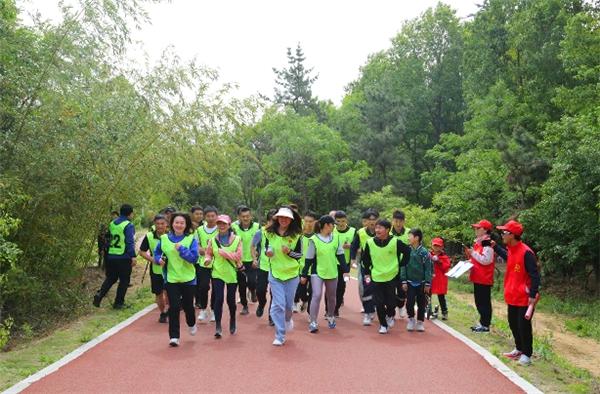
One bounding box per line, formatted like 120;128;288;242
430;237;451;320
232;205;260;315
332;210;356;317
401;228;432;332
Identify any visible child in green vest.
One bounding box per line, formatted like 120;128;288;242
139;214;169;323
401;228;432;332
204;215;242;338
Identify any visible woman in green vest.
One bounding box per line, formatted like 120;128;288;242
302;215;349;333
204;215;243;338
265;206;303;346
362;219;411;334
153;213;199;347
139;214;169;323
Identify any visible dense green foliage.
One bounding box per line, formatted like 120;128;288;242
1;0;599;345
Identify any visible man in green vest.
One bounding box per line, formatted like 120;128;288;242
232;205;260;315
391;209;410;318
139;214;169;322
93;204;136;309
331;210;356;317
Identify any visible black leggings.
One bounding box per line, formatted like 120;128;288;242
373;280;397;327
237;262;257;307
212;278;237;324
406;284;427;321
474;283;492;327
508;305;533;357
196;265;212;310
257;269;269;308
165;282;196;339
437;294;448;314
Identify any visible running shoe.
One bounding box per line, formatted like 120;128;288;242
327;317;336;329
503;349;522;359
285;318;294;332
230;320;236;335
378;326;388;334
517;354;532;366
473;325;490;333
188;324;197;336
272;338;285;346
407;318;416;331
309;321;319;333
198;309;208;322
362;314;372;326
416;321;425;332
386;316;395;328
240;306;249;315
210;311;216;322
158;312;168;323
256;305;264;318
169;338;179;347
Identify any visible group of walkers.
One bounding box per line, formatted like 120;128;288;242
94;203;540;365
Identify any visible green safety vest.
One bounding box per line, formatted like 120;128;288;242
367;237;399;283
146;231;163;275
232;222;260;262
197;225;218;268
160;233;196;283
266;232;301;281
334;226;356;264
211;235;241;284
391;227;410;263
300;233;313;274
108;219;131;255
311;234;340;280
258;228;270;272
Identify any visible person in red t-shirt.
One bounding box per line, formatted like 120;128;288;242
494;220;540;366
430;238;451;320
464;220;495;333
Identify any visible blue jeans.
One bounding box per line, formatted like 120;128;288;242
268;272;299;342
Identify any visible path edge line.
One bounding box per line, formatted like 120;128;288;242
3;304;157;394
431;319;543;394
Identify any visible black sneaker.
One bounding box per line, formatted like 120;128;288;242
250;289;258;303
215;323;222;339
93;294;102;308
256;305;264;318
113;303;130;310
159;312;168;323
268;316;275;326
240;306;249;315
230;320;237;335
334;310;340;318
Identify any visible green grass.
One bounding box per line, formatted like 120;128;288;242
451;276;600;342
0;286;154;392
443;280;600;393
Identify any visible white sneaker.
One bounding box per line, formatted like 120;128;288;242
209;311;215;322
416;321;425;332
362;314;372;326
272;338;285;346
407;318;416;331
378;325;388;334
169;338;180;347
285;318;294;332
188;324;197;336
399;306;408;319
198;309;208;322
518;354;532;365
292;302;299;313
386;316;395;328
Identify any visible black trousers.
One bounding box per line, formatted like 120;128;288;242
474;283;492;327
165;282;196;339
406;284;427;321
396;279;407;308
97;257;132;306
238;262;257;307
212;278;237;324
196;265;212;309
294;278;311;303
508;305;533;357
437;294;448;314
334;265;346;313
373;280;397;327
257;269;269;308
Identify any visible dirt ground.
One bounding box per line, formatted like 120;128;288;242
453;292;600;378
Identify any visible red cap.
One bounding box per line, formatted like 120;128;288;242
431;237;444;247
216;214;231;225
497;220;523;236
471;219;493;231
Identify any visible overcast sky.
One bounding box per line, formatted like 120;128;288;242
19;0;480;105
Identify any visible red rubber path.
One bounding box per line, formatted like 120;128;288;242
24;281;524;393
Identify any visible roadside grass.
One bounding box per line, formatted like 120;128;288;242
451;276;600;342
443;280;600;393
0;286;154;392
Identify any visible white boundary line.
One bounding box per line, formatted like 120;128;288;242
349;276;541;393
3;304;157;394
431;319;542;394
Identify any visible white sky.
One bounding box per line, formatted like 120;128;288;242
18;0;480;105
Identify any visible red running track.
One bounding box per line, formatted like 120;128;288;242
24;281;524;393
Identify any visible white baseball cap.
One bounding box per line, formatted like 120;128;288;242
274;207;294;220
